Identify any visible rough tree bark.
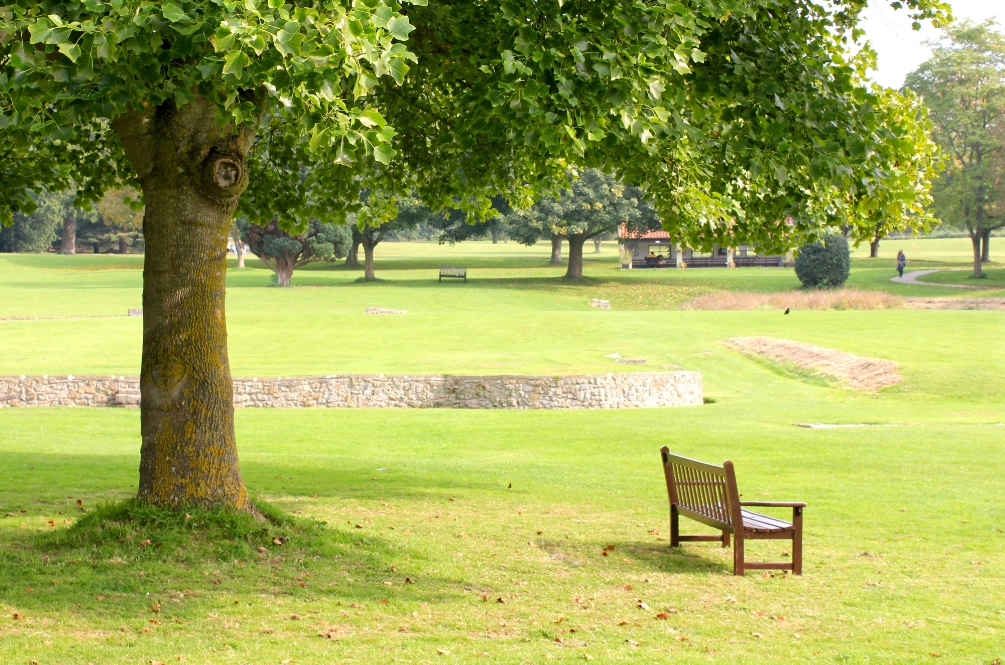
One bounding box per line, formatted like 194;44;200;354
565;235;589;279
980;228;990;263
549;236;563;265
113;97;255;512
59;214;76;254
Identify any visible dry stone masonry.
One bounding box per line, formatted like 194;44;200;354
1;372;702;410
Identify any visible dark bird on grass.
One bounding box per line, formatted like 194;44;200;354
784;308;791;315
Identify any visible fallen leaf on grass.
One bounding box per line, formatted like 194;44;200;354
496;597;506;604
290;614;301;620
273;538;284;545
149;603;161;613
604;544;616;551
675;635;689;642
555;616;565;624
436;648;451;655
405;577;415;584
626;639;640;648
47;519;56;526
655;612;671;620
929;653;942;658
636;601;651;610
258;547;267;553
12;613;23;620
148;619;161;625
319;628;339;639
751;632;763;638
149;660;165;665
140;539;151;547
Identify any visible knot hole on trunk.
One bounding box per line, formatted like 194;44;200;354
201;155;247;201
215;160;240;189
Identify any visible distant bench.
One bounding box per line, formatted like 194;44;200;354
439;267;467;283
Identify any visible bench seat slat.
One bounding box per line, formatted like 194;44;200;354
740;509;793;533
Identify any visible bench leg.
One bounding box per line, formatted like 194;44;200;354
721;531;730;548
733;533;745;576
792;506;803;575
670;506;680;547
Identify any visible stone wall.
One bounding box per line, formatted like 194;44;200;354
0;372;702;410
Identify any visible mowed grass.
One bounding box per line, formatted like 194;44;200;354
1;241;1004;664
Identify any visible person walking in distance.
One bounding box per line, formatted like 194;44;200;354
896;250;906;278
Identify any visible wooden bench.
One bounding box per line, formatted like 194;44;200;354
439;267;467;282
660;447;805;576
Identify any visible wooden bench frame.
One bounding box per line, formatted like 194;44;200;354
660;447;805;576
439;267;467;282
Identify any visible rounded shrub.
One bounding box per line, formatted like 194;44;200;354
795;234;850;288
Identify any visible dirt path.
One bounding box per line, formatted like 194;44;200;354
724;337;903;391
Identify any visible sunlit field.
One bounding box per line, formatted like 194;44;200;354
1;240;1003;664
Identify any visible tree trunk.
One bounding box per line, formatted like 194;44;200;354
565;235;587;280
549;236;563;264
232;228;245;269
114;97;255;512
60;214;76;254
93;241;99;254
119;236;129;254
345;237;361;269
869;238;879;258
273;254;296;286
970;229;984;278
491;227;500;244
980;228;990;263
593;238;602;253
361;236;377;281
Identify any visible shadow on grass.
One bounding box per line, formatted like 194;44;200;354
0;498;443;622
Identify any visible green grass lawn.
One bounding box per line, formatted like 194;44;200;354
1;242;1004;664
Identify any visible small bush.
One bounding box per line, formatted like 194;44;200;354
795;234;850;288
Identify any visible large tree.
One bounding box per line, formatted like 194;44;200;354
3;0;946;511
906;21;1005;277
505;169;661;279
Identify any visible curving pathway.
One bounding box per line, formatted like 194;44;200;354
891;269;971;288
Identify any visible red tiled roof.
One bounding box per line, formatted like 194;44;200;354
618;224;671;239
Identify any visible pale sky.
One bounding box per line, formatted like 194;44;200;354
860;0;1003;89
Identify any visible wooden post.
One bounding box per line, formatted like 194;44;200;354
676;245;684;268
726;247;735;268
792;506;803;575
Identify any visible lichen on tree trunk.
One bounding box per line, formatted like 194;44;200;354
114;97;255;512
60;214;76;254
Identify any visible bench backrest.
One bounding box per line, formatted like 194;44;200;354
660;447;742;533
440;267;466;276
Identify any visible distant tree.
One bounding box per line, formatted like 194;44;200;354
0;189;104;254
505;169;661;279
906;21;1005;277
347;191;423;281
0;191;65;252
242;217;351;286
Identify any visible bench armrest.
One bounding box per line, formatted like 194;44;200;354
740;501;807;508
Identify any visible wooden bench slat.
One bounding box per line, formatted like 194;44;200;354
740;509;793;533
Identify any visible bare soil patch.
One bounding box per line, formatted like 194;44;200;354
904;298;1005;310
682;289;904;311
723;337;903;391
